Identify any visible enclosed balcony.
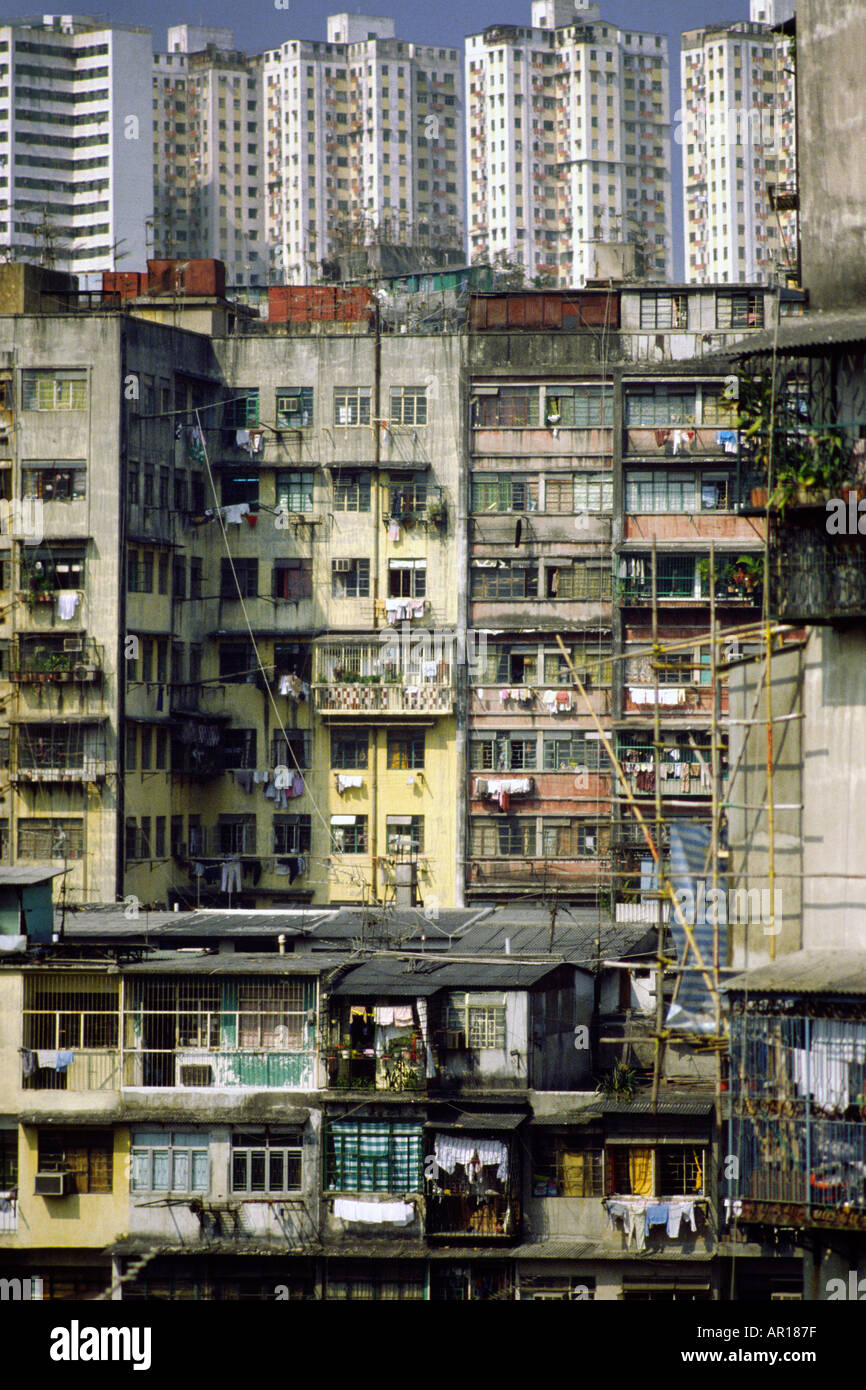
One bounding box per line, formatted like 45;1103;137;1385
768;512;866;624
729;1005;866;1230
11;635;102;684
11;721;107;783
426;1126;522;1241
312;641;454;719
322;999;426;1094
618;552;763;605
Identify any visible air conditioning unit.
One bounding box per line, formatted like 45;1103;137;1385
180;1064;213;1087
63;638;84;652
333;558;352;572
35;1170;73;1197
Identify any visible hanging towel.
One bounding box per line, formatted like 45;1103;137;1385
56;590;79;621
36;1050;59;1069
21;1049;36;1077
55;1051;74;1074
388;520;401;541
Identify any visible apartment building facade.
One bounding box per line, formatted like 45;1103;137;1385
263;14;464;286
0;13;153;286
152;26;267;286
680;1;797;286
465;0;672;288
1;900;768;1301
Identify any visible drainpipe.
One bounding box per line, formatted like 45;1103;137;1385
370;304;381;902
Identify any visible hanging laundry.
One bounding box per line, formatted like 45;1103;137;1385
55;1051;74;1074
20;1049;36;1077
422;661;438;679
388;520;401;542
716;429;738;452
221;859;242;893
234;771;254;793
56;590;80;621
235;428;250;450
222;502;250;525
336;774;363;794
287;772;305;799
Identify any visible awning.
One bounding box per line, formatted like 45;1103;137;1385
425;1113;526;1133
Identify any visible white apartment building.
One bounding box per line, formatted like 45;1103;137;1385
681;0;797;285
466;0;673;288
0;13;153;287
263;14;464;284
153;26;267;287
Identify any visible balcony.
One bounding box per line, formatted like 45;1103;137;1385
768;513;866;624
313;681;453;718
12;725;107;784
122;1048;315;1089
323;1041;425;1093
11;636;102;684
622;685;729;717
618;555;762;605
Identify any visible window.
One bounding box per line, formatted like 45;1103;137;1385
276;471;314;513
543;732;604;771
572;474;613;513
471;475;538;512
333;470;371;512
639;293;688;329
219;643;254;684
238;980;306;1048
24;548;84;592
273;559;313;601
131;1130;209;1194
701;386;738;426
626;388;697;426
0;1130;17;1189
224;390;259;427
386;815;423;854
331;730;368;769
220;558;258;598
387;730;424;769
17;818;83;860
471;562;538;600
471;733;536;772
470;818;534;857
325;1263;425;1301
607;1146;705;1197
387;559;425;598
716;292;763;329
625;472;731;513
334;387;371;426
658;652;694;686
472;385;539;427
330;816;367;854
221;472;259;507
38;1128;112;1193
232;1129;302;1193
390;386;427;425
275;387;313;428
222;728;256;768
544;385;613;427
325;1120;423;1192
217;814;256;855
22;370;86;411
332;558;370;599
273;814;312;855
444;992;506;1049
541;819;598;857
21;461;86;501
546;560;611;600
532;1135;603;1196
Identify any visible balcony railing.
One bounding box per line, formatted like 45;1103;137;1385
467;857;605;890
22;1049;119;1091
313;682;453;717
12;637;101;683
121;1047;316;1089
623;427;735;457
734;1115;866;1225
323;1043;425;1092
769;519;866;623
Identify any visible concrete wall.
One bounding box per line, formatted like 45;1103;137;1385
797;0;866;309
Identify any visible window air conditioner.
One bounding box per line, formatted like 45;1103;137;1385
63;638;84;652
35;1170;73;1197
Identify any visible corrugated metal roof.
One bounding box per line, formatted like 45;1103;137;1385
0;867;65;884
723;949;866;996
63;909;330;937
717;309;866;359
451;917;654;964
121;951;344;975
426;1112;527;1132
329;956;566;994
